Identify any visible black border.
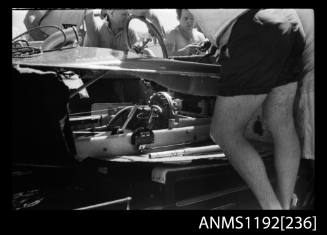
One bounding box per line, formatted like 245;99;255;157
8;6;324;234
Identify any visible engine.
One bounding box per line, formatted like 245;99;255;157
107;91;182;132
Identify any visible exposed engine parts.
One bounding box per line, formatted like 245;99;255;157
107;92;182;132
148;91;182;129
71;91;213;156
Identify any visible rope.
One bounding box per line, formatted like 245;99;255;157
69;107;129;116
12;46;43;59
12;25;68;59
12;39;30;47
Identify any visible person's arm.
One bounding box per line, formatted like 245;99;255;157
147;11;165;39
128;9;165;39
165;30;200;56
176;43;201;56
164;30;176;56
83;10;101;47
129;28;140;46
23;10;49;41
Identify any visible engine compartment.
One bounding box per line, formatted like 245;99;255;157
70;91;216;161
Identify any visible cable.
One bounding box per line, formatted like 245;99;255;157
12;25;66;45
12;39;30;47
69;106;131;116
12;25;67;59
12;46;43;58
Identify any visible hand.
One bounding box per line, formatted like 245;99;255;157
198;39;212;52
178;43;201;52
132;38;152;54
100;9;109;20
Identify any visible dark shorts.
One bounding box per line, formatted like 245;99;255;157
218;9;306;96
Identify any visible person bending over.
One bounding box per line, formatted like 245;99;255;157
130;9;307;210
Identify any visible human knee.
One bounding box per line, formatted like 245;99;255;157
210;128;223;145
210;125;244;148
210;125;229;147
264;83;298;130
267;112;296;136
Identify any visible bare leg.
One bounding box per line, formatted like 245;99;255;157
210;94;282;209
263;82;301;209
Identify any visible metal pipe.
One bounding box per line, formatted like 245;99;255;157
149;145;220;159
74;197;132;210
69;71;107;99
41;26;78;51
124;15;168;58
120;105;139;131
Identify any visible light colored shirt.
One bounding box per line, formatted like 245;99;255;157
165;26;205;56
83;11;138;51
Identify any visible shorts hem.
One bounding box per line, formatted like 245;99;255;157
218;87;271;97
218;80;299;97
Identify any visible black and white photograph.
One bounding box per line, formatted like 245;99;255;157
12;8;314;220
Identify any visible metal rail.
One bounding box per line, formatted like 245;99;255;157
74;197;132;210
